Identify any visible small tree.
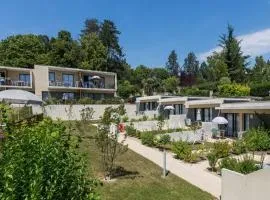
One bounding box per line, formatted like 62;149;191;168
95;105;128;180
157;115;165;131
75;107;95;139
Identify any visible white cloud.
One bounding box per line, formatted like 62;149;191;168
198;28;270;61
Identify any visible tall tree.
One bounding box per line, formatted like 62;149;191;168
142;77;159;96
81;18;100;36
183;52;199;76
251;56;270;83
80;33;107;70
207;53;229;81
48;30;81;68
166;50;180;76
151;68;170;80
219;24;249;83
100;20;124;74
0;34;49;68
132;65;152;87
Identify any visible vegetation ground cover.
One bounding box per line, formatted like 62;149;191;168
75;123;214;200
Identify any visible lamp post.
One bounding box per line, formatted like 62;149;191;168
163;149;167;178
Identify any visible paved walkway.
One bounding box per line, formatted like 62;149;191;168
123;136;221;198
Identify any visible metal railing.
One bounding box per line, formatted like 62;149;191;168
0;78;31;87
49;81;115;89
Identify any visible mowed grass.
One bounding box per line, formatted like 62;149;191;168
73;122;214;200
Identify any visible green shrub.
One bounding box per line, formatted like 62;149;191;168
126;125;140;138
232;139;247;155
212;141;231;158
172;141;198;162
180;87;209;96
243;128;270;151
0;118;98;199
197;82;217;91
207;141;231;171
219;77;231;85
156;134;171;146
250;82;270;97
77;97;95;104
142;115;148;121
219;156;260;174
122;115;129;122
218;83;250;97
207;152;219;171
141;132;155;146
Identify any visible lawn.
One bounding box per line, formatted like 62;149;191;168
74;122;214;200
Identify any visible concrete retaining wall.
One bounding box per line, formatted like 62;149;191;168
127;117;186;132
221;168;270;200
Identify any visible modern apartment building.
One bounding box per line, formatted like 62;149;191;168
0;65;117;100
136;95;270;138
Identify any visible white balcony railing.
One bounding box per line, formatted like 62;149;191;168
0;78;31;87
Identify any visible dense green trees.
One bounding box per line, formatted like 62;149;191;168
0;20;269;98
0;34;49;67
80;33;107;70
48;30;81;68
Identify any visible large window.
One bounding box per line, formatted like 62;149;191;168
62;74;74;87
62;93;74;100
19;74;30;86
49;72;55;82
173;104;184;115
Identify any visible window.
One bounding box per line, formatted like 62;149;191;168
49;72;55;82
62;93;74;100
244;114;250;131
19;74;30;85
62;74;74;87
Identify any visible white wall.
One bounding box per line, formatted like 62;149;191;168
33;104;137;120
222;168;270;200
126;117;186;132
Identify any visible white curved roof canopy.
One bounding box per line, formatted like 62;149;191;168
0;89;43;105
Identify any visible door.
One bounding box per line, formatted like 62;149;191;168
62;74;74;87
225;113;238;137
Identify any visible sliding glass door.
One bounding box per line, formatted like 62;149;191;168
63;74;74;87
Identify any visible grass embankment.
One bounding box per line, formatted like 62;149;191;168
72;122;214;200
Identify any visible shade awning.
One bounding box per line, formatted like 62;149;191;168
0;89;43;105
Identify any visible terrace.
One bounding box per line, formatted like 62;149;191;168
0;66;32;89
47;66;116;91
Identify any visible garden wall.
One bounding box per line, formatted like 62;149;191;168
32;104;137;120
126;115;187;132
221;168;270;200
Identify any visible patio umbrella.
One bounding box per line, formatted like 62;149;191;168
0;89;43;105
91;75;101;80
212;116;228;124
164;105;174;110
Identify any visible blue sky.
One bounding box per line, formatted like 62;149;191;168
1;0;270;67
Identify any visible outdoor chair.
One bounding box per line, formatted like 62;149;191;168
211;128;221;139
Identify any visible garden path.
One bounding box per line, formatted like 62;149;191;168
123;136;221;198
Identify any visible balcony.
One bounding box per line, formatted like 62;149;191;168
0;78;32;88
48;80;115;91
